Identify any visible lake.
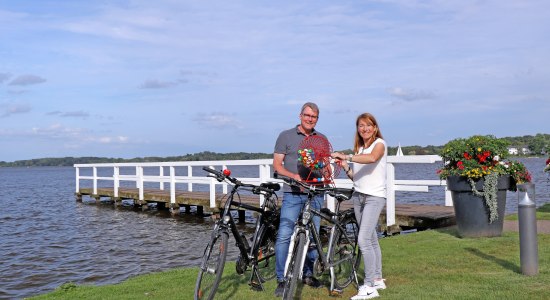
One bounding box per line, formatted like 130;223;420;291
1;157;548;299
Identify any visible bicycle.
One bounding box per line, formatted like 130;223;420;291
274;172;360;299
194;167;281;300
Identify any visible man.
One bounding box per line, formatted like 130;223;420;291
273;102;325;297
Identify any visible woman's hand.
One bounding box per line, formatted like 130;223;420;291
331;152;346;161
331;152;349;168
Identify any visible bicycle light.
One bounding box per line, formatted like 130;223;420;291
223;169;231;176
223;215;231;224
302;211;311;224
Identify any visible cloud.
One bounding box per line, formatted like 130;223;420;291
193;112;244;129
31;123;86;139
0;73;12;84
91;136;129;144
47;110;90;118
387;87;436;101
138;79;178;89
8;74;47;86
29;123;130;145
179;70;217;84
0;102;32;117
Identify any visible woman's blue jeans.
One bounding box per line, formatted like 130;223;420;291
275;192;322;282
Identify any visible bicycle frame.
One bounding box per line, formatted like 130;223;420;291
276;172;358;296
205;167;279;286
283;193;354;281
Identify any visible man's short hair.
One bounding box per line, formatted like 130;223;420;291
301;102;319;115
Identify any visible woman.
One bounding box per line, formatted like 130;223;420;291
332;112;387;300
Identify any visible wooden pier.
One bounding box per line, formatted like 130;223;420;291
74;157;452;235
76;187;455;235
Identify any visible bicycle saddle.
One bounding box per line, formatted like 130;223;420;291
261;182;281;191
328;188;354;201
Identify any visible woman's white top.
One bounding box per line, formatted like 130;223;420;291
353;138;387;198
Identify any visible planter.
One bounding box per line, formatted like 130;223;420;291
447;175;510;238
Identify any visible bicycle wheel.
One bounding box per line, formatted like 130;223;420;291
330;213;360;291
283;232;307;300
194;230;229;300
254;222;277;282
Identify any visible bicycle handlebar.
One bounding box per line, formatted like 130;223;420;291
202;167;280;195
273;171;354;201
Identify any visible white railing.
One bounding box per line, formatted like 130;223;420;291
74;155;450;226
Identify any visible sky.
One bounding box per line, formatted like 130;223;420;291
1;1;549;162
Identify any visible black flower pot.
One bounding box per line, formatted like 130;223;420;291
447;175;510;238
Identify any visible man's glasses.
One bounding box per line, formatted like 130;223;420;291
301;113;318;120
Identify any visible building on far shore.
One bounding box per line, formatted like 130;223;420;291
508;146;531;155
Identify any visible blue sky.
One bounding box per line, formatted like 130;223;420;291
1;1;549;162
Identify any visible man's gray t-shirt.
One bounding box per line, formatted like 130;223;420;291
274;125;326;193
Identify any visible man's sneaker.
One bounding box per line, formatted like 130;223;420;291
373;279;386;290
274;281;285;297
302;276;322;288
350;285;379;300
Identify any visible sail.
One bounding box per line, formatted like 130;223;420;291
396;143;404;156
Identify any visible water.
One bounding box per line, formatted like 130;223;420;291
1;158;548;299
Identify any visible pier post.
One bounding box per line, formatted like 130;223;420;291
169;204;180;215
238;210;246;224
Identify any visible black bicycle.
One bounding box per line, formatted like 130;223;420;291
194;167;281;300
274;172;360;299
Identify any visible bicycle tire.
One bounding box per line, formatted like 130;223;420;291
194;230;229;300
254;222;277;282
283;232;307;300
330;213;361;290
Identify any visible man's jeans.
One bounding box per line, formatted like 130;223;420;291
275;192;322;281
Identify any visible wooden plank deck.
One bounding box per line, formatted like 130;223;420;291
76;188;456;235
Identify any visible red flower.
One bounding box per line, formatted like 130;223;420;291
477;154;486;163
457;161;464;170
463;152;472;160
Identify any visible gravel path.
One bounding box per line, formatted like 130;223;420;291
503;220;550;234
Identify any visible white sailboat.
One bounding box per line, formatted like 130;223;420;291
396;143;404;156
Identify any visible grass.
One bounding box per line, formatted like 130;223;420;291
30;204;550;300
30;229;550;300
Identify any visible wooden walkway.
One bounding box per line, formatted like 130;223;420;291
76;188;456;235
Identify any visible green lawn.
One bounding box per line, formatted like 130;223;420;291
30;204;550;300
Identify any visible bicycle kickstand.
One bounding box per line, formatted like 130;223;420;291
248;266;265;291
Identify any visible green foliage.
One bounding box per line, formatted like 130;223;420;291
438;135;531;185
0;152;272;167
1;133;548;167
539;203;550;213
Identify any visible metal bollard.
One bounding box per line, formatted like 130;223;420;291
517;183;538;276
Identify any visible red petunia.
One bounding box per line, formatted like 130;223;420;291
457;161;464;170
463;152;472;160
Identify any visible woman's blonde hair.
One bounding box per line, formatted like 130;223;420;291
353;113;383;153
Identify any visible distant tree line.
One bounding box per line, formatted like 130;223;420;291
1;134;548;167
0;151;272;167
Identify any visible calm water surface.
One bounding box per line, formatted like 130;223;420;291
1;158;548;299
